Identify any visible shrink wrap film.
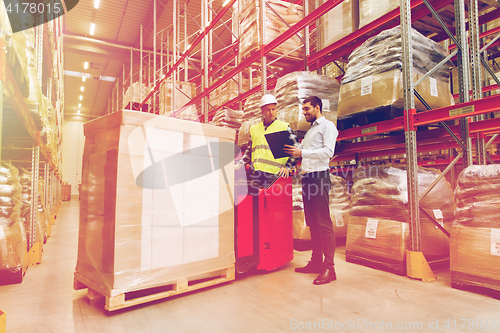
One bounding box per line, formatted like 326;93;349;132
76;111;236;297
210;108;243;131
123;82;150;109
275;71;339;131
347;165;454;273
239;0;303;60
338;26;453;118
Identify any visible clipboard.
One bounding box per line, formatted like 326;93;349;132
264;130;294;159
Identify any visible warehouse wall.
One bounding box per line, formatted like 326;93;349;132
62;119;86;196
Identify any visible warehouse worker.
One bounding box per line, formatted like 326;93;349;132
284;96;338;285
238;94;297;194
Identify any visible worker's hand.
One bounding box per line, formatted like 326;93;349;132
278;167;290;179
284;144;302;158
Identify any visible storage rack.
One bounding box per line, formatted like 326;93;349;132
108;0;500;279
1;8;63;276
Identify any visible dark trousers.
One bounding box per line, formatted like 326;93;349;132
302;171;336;269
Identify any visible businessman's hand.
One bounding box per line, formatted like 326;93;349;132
284;144;302;158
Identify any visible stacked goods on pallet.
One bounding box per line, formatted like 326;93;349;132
451;165;500;292
61;183;71;201
0;162;28;284
320;0;359;48
210;108;243;132
239;0;303;60
275;72;340;132
359;0;399;28
338;26;453;119
329;175;351;238
38;177;47;242
293;174;351;248
159;80;199;121
76;111;235;305
238;93;262;147
346;164;454;275
123;82;149;112
19;170;44;247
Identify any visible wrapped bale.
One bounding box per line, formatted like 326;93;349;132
329;175;351;238
160;80;199;121
338;26;453;119
237;93;263;147
210;108;243;132
75;111;236;303
0;162;28;284
346;165;454;275
123;82;150;111
239;0;303;61
320;0;359;48
451;165;500;292
275;72;339;131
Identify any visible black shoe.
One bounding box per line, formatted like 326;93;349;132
295;261;323;274
313;268;336;285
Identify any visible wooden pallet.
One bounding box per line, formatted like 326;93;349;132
451;271;500;299
74;265;235;311
337;105;405;132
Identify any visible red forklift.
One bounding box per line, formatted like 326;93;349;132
234;168;294;273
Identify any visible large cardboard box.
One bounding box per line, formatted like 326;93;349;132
320;0;359;49
338;70;453;118
75;110;236;297
359;0;399;28
451;225;500;292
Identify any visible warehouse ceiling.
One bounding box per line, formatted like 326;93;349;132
63;0;233;119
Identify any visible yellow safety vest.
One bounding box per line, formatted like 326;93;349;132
250;120;290;174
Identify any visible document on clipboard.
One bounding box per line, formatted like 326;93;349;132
264;130;294;159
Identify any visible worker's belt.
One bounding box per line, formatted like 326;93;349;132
302;170;330;179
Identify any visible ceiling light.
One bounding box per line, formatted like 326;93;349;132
82;75;86;82
79;95;83;101
81;86;84;92
84;62;88;69
94;0;100;9
78;103;81;108
77;110;81;114
90;23;95;35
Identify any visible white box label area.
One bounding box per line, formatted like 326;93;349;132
430;77;438;97
335;212;344;227
365;219;379;239
322;99;331;112
361;76;373;96
491;229;500;256
433;209;444;227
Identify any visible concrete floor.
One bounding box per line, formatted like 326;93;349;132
1;200;499;333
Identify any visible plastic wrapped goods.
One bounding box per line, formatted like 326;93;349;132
359;0;399;28
329;175;351;238
454;164;500;228
239;0;303;60
346;164;455;274
76;111;236;299
275;72;340;131
159;80;199;120
320;0;359;48
338;26;453;118
123;82;150;109
0;162;28;284
210;108;243;131
238;93;263;147
451;225;500;292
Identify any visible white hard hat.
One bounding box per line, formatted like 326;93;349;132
259;94;277;108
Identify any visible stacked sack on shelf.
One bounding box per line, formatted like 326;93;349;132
238;0;303;60
237;93;262;147
451;165;500;292
0;162;28;284
210;108;243;132
338;26;453;119
346;164;455;275
19;169;45;246
275;72;340;132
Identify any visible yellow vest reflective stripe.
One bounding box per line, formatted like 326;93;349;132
250;120;290;174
